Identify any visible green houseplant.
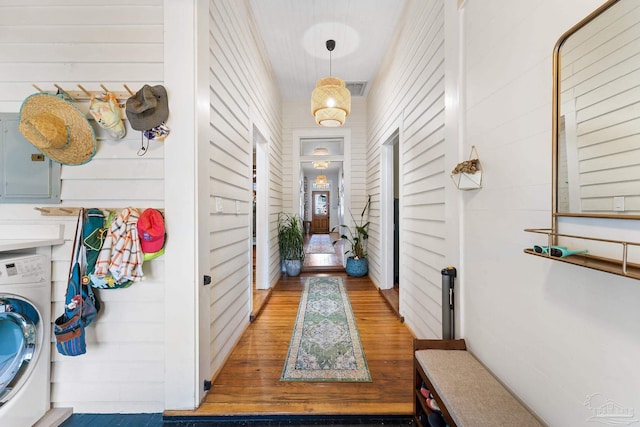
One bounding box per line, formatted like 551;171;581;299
277;212;305;276
332;195;370;276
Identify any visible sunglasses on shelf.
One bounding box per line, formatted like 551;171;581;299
532;245;566;254
532;245;588;258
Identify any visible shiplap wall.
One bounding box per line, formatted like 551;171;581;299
208;0;282;375
0;0;165;413
559;0;640;214
367;0;446;338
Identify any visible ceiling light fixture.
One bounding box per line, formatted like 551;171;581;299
311;40;351;127
313;160;329;169
315;175;328;187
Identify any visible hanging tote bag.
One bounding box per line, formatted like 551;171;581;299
54;209;100;356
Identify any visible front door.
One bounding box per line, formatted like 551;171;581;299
311;191;329;234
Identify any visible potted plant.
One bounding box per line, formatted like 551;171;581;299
332;195;370;277
451;146;482;190
277;212;305;276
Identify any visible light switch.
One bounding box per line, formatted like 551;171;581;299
215;197;223;213
613;196;625;212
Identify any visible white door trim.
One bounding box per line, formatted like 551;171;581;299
380;128;399;290
292;128;351;225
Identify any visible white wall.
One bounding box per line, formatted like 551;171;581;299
460;0;640;425
0;0;166;413
207;0;282;377
367;0;452;335
0;0;283;413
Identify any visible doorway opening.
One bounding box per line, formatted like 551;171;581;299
380;129;403;320
311;191;329;233
295;134;349;272
251;125;271;320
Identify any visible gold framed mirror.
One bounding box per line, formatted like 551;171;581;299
553;0;640;219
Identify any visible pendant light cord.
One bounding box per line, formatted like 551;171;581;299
326;39;336;77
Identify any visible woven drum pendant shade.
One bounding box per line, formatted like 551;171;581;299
311;77;351;127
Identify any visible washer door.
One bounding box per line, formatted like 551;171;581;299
0;296;42;406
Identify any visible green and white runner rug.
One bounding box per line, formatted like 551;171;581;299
281;276;371;382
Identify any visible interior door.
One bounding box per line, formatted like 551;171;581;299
311;191;329;233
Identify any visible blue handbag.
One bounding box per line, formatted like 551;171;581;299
55;209;101;356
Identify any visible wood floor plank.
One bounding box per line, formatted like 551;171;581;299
165;273;415;418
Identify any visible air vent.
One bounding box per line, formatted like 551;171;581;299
346;81;367;96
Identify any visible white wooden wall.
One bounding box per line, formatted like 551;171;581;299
559;0;640;214
208;0;282;375
0;0;165;413
367;0;447;338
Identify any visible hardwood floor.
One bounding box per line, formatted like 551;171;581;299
166;273;415;419
302;232;344;273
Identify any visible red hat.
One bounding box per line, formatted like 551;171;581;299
137;209;165;254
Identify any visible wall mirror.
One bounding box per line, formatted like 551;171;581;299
554;0;640;218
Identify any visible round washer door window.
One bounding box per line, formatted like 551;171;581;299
0;296;42;405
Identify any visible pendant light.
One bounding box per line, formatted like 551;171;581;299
311;40;351;127
315;175;328;187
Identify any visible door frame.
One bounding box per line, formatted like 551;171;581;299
253;124;270;290
380;128;399;290
311;190;330;233
292;128;351;225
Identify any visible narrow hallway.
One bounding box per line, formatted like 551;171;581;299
169;273;414;422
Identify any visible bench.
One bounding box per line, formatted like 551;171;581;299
414;339;544;427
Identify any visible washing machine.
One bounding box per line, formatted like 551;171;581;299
0;252;51;427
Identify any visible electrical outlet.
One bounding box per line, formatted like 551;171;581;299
613;196;625;212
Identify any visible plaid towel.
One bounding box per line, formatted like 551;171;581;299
94;208;144;284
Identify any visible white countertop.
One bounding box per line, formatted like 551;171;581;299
0;238;65;252
0;224;64;252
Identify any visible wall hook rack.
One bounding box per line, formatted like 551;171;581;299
30;83;138;102
35;207;163;217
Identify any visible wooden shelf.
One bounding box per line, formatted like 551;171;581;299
524;228;640;280
523;249;640;280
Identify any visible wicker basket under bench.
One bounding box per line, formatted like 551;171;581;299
413;339;544;427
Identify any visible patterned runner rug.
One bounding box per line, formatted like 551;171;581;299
305;234;336;254
281;276;371;382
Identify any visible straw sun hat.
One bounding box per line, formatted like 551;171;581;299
18;93;97;165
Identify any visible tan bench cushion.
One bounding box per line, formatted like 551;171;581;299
416;349;543;427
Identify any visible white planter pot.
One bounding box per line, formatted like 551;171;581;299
284;259;302;276
453;171;482;190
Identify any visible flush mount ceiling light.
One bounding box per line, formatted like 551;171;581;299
313;160;329;169
312;147;330;169
311;40;351;127
315;175;328;187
